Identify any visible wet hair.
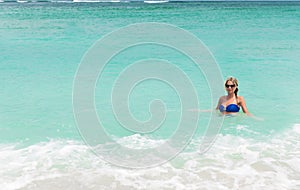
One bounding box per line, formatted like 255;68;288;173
225;77;239;101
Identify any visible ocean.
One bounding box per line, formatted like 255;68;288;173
1;1;300;189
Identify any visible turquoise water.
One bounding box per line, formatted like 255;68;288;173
1;1;300;189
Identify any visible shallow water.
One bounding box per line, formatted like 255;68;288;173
1;1;300;189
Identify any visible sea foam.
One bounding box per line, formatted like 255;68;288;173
1;125;299;190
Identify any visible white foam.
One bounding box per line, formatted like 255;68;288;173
144;0;169;4
115;133;165;149
292;123;300;134
17;0;28;3
1;126;300;190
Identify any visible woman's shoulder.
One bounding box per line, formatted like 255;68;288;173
237;96;245;102
219;96;227;100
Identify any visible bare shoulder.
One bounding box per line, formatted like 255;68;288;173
220;95;227;100
218;96;226;102
237;96;246;103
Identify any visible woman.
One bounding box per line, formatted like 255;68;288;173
216;77;251;116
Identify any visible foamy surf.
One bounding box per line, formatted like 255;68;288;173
1;125;299;190
144;0;169;4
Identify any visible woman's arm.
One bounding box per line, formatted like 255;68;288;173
239;96;252;116
215;96;223;110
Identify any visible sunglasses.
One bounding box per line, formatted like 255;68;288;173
225;84;236;88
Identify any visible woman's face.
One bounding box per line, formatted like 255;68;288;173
225;80;236;94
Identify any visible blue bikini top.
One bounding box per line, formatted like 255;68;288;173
219;104;240;113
